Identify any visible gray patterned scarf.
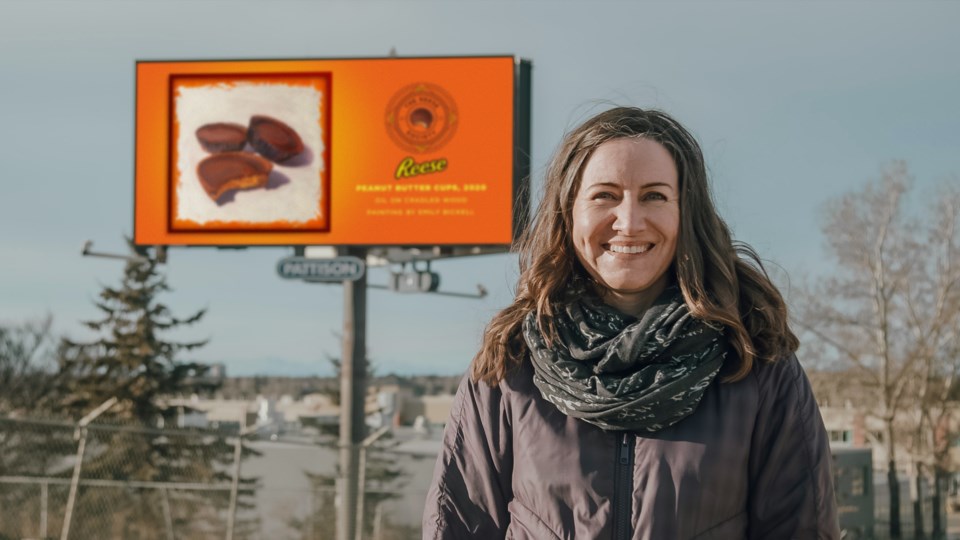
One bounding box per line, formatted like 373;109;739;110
522;286;728;432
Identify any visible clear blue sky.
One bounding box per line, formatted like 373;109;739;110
2;1;958;376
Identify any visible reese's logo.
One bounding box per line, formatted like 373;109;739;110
385;83;458;154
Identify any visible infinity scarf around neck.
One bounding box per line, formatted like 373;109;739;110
522;286;728;432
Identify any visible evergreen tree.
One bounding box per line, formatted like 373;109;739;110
58;243;209;417
56;241;258;539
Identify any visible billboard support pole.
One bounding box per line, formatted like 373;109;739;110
337;245;367;540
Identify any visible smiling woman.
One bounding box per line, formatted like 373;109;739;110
571;138;680;316
423;107;841;539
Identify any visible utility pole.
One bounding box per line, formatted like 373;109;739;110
337;246;367;540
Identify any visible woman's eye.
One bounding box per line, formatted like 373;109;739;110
643;192;668;202
592;192;616;200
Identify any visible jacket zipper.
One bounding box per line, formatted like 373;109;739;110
612;432;635;540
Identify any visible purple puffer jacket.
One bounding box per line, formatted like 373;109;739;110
422;354;840;539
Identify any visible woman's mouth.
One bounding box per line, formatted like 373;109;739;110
604;243;655;254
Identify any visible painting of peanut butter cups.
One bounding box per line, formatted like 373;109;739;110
170;74;329;230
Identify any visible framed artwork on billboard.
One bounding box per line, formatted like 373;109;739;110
169;73;331;232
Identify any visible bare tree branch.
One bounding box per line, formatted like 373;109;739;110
797;163;960;537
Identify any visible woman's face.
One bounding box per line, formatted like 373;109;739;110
571;137;680;314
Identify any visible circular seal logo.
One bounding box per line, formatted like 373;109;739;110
385;82;458;154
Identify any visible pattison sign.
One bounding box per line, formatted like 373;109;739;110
276;256;365;282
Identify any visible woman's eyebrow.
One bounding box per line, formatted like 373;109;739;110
640;182;673;190
586;181;674;190
584;182;673;189
585;181;623;189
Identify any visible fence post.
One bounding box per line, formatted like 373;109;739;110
40;481;48;539
226;415;264;540
60;424;90;540
61;397;117;540
372;501;383;540
354;426;389;540
225;415;245;540
161;487;175;540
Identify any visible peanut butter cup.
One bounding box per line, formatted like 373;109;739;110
247;115;304;162
195;122;248;153
196;152;273;201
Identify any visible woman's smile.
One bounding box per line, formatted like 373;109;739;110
604;242;655;255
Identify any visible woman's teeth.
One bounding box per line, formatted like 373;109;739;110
607;244;653;254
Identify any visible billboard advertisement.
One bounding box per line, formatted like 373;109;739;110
135;56;530;246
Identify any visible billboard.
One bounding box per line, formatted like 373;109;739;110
135;56;531;247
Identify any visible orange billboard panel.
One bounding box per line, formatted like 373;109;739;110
134;56;530;246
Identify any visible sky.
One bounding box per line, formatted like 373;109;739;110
1;0;958;377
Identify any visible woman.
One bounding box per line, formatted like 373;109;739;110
422;107;839;539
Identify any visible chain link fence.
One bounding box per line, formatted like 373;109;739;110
0;415;250;539
0;415;424;540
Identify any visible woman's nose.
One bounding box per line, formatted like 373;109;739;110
612;200;647;234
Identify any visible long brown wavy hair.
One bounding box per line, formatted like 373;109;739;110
472;106;798;385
